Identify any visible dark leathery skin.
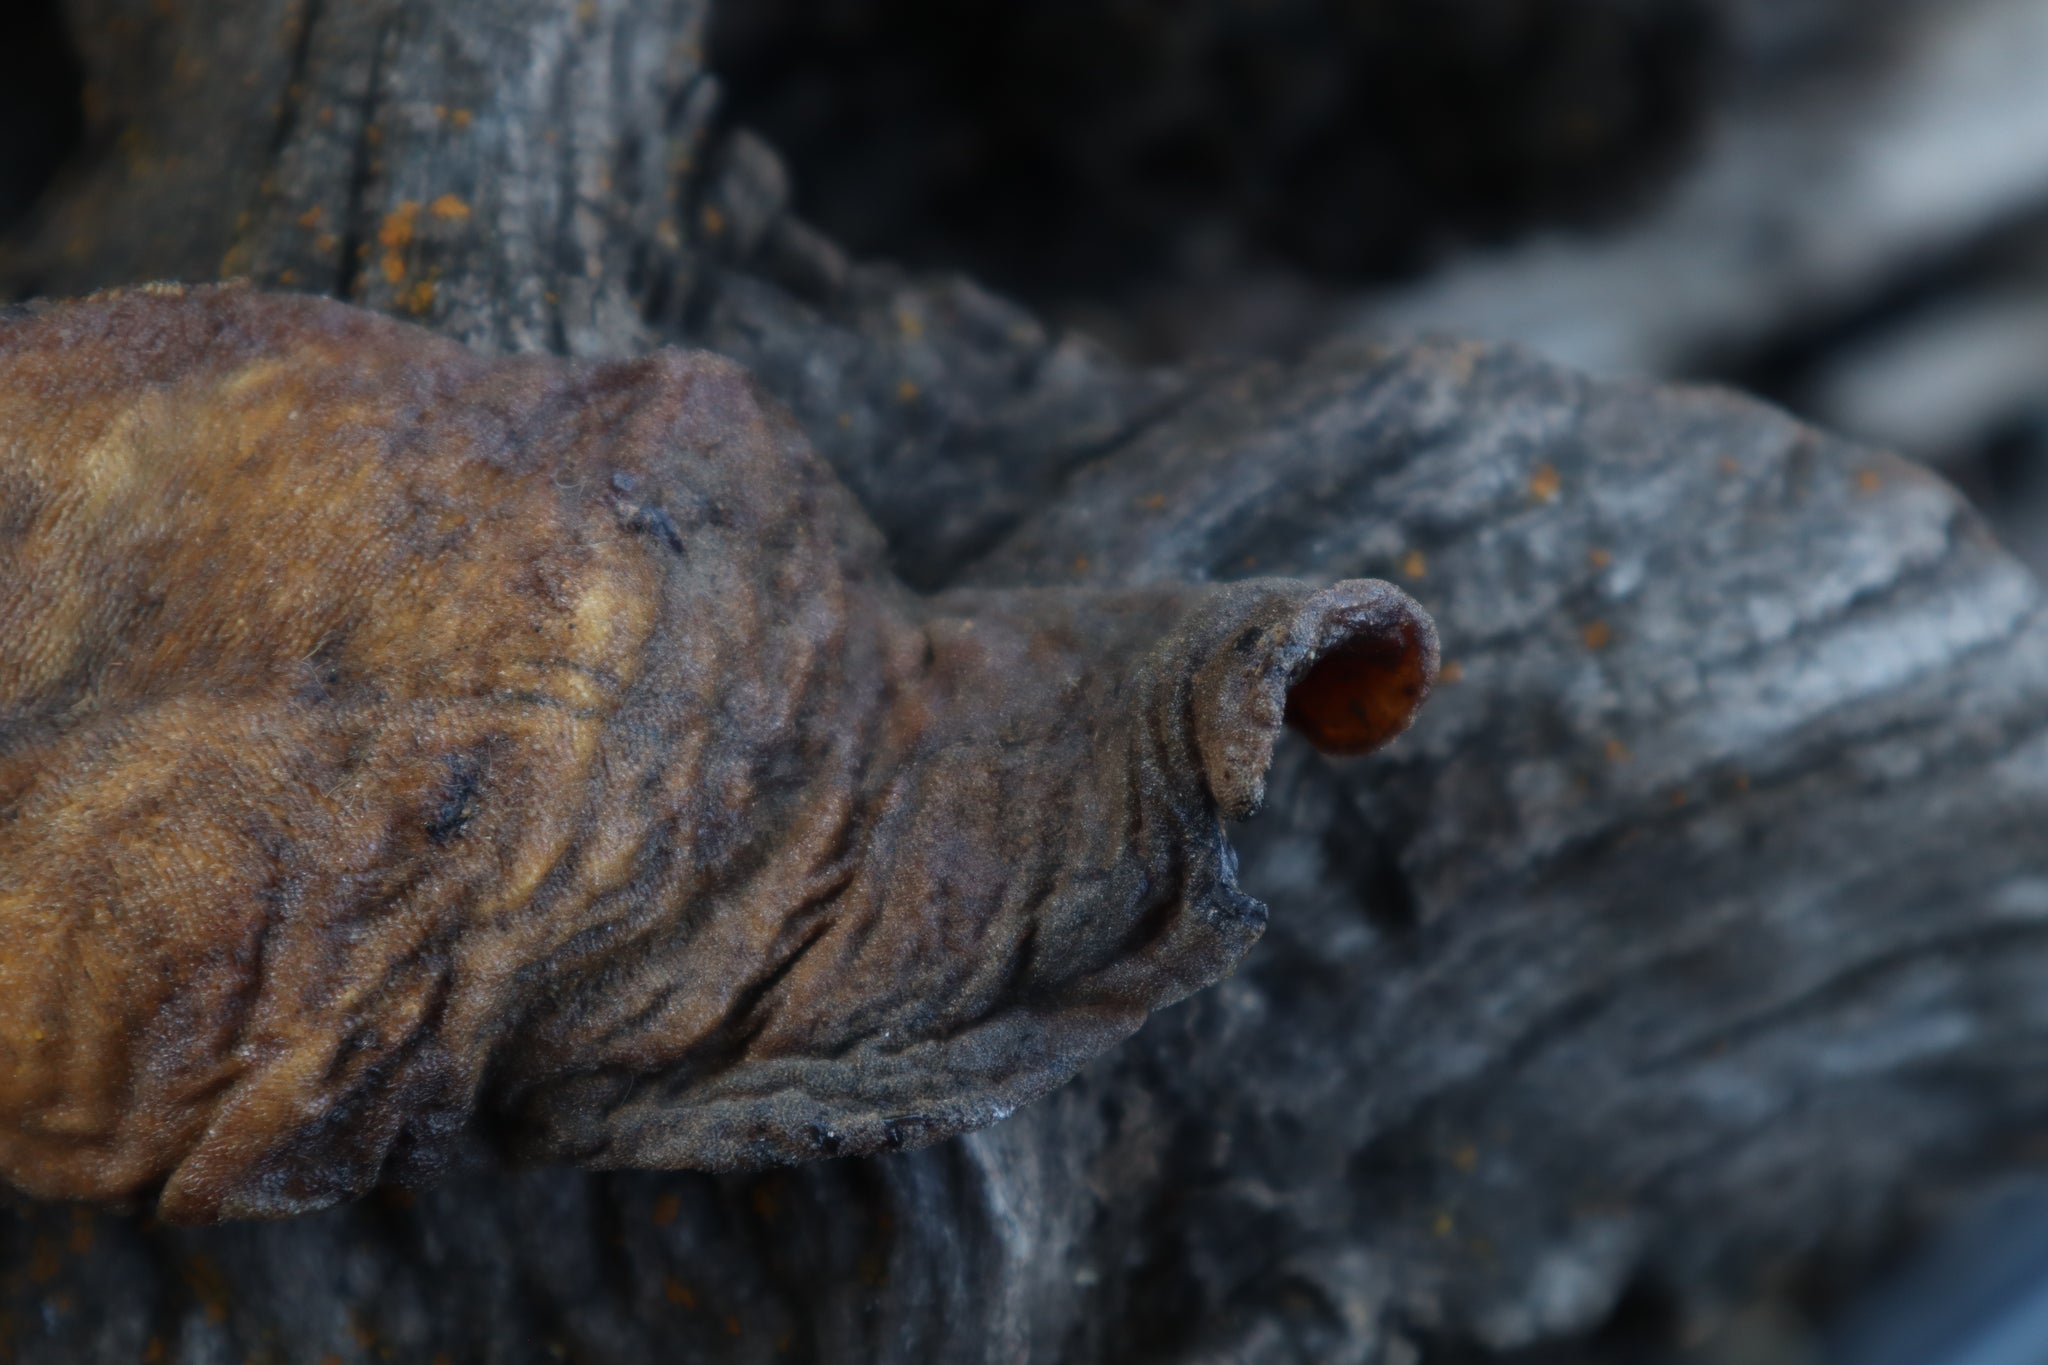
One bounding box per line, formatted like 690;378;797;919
0;285;1436;1221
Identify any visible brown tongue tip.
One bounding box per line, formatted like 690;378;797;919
1192;578;1440;821
1283;580;1440;757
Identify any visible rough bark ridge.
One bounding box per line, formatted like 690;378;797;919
2;1;2044;1362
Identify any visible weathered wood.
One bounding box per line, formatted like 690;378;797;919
5;0;2047;1361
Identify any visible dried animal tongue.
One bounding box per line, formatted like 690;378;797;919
0;285;1436;1221
1165;577;1441;822
1283;589;1440;758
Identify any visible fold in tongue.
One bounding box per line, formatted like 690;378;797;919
1191;579;1440;821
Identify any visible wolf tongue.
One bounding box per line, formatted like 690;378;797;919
0;285;1442;1221
1183;578;1440;822
1282;581;1442;759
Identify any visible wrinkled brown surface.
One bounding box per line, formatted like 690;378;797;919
0;285;1435;1223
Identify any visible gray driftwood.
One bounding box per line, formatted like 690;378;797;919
4;1;2047;1361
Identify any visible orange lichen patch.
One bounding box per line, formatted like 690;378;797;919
1071;555;1090;575
428;193;471;221
27;1238;60;1285
297;205;323;229
663;1278;697;1309
1451;1144;1478;1172
1135;492;1168;512
377;201;419;251
1587;547;1612;569
896;379;919;403
653;1192;681;1226
1717;456;1741;477
376;202;421;288
1604;738;1633;764
183;1256;230;1324
452;109;473;128
404;280;437;315
1855;468;1885;494
1438;660;1464;684
1581;620;1612;651
1402;549;1428;579
1528;462;1561;502
700;205;726;236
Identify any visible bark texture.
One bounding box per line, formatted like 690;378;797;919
1;0;2043;1361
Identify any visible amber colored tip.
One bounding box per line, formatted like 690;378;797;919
1283;581;1440;757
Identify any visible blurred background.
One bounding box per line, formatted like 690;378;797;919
7;2;2048;1360
709;0;2048;577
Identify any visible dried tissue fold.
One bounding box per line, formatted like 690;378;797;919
0;286;1436;1221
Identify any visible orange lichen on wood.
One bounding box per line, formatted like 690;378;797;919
0;286;1436;1222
